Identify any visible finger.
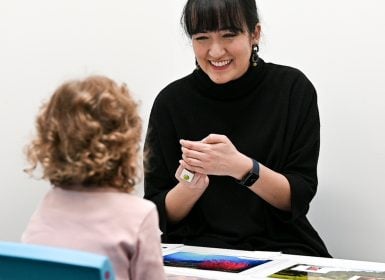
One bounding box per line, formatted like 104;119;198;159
181;146;205;160
180;139;208;153
201;134;226;144
182;155;203;168
179;160;206;174
179;159;192;170
203;175;210;186
179;159;197;171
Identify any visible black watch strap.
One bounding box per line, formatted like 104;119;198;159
237;158;260;187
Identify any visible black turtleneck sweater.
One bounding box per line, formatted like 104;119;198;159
144;59;331;257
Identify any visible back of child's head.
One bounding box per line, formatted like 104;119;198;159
25;75;142;192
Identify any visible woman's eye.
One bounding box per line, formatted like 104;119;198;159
223;33;237;38
194;36;208;41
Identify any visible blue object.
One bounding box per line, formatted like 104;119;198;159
0;241;115;280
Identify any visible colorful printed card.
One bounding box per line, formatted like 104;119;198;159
269;264;385;280
163;251;272;273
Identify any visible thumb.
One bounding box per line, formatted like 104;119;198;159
201;134;223;144
204;175;210;186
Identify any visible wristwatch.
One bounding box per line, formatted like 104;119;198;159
237;158;260;187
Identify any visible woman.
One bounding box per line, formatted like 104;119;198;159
22;76;166;280
144;0;331;257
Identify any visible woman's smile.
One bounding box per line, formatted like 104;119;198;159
209;59;232;69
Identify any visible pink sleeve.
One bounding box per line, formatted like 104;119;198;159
129;207;166;280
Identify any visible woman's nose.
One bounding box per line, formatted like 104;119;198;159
208;42;226;58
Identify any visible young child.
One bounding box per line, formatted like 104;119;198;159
22;75;166;280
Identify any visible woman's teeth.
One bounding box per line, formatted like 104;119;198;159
210;60;231;67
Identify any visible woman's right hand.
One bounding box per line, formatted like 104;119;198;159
174;163;209;190
166;164;209;223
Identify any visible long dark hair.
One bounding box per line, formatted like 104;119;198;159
181;0;260;37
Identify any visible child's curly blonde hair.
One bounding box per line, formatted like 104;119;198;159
25;75;142;192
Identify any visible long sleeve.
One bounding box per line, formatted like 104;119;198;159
129;207;166;280
143;102;177;234
281;72;321;220
143;121;168;231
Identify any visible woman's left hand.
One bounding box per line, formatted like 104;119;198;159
180;134;251;179
181;134;292;211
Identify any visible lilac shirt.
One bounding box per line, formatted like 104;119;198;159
22;187;166;280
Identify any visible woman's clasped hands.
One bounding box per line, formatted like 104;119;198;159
177;134;252;182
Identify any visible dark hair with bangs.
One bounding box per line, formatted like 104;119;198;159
181;0;260;37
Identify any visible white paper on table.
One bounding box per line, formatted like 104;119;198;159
162;243;185;254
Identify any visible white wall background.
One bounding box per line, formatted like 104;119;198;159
1;0;384;263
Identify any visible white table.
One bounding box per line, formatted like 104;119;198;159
162;244;385;280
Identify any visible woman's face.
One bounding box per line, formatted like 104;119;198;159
192;25;260;84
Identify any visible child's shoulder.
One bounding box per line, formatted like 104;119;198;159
122;193;156;209
113;192;157;214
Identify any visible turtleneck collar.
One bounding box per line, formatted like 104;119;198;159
191;58;266;100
